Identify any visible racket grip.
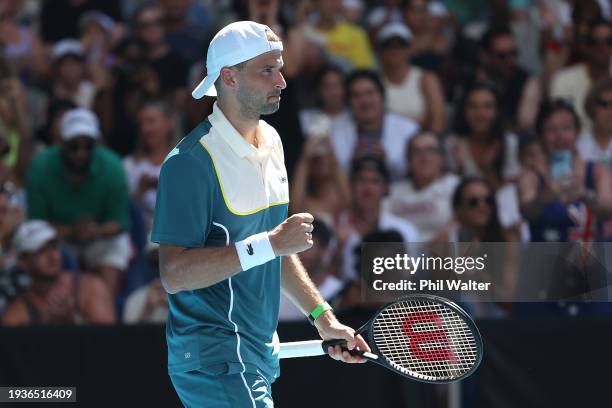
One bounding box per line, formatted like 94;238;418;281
321;340;379;360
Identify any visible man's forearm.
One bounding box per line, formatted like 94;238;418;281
159;244;243;294
281;254;326;316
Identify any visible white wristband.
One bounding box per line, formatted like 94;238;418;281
235;232;276;271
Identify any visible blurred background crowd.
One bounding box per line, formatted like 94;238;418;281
0;0;611;325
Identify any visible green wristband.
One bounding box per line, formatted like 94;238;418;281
308;302;332;325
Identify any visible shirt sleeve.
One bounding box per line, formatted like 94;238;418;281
151;151;215;247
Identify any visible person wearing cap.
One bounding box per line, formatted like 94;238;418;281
25;108;131;296
151;21;369;407
51;38;97;109
1;220;115;325
377;22;446;134
335;156;420;282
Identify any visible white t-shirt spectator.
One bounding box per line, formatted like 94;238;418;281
384;173;460;242
385;66;426;124
330;112;419;180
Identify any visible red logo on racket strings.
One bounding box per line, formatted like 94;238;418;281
403;312;458;363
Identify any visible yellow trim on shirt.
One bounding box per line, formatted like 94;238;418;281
200;139;289;216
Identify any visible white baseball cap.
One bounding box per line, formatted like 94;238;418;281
52;39;85;62
60;108;100;141
13;220;58;255
192;21;284;99
377;22;413;45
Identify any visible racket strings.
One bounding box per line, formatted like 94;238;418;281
372;300;479;382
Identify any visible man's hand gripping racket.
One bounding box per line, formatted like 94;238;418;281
279;295;483;383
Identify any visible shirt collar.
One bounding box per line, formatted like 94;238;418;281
209;102;273;160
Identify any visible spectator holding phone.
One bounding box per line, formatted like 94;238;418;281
518;99;612;242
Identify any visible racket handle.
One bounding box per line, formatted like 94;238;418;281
322;340;379;360
279;340;327;358
278;340;379;360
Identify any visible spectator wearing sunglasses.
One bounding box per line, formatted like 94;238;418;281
25;108;131;295
467;25;541;131
384;131;459;242
434;177;511;243
579;78;612;167
550;19;612;133
517;100;612;243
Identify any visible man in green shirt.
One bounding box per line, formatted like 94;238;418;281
25;108;131;295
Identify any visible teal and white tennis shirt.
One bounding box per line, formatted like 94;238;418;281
151;102;289;381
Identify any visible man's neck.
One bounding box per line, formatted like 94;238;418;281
217;100;260;145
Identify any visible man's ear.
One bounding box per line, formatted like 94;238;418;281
219;67;239;91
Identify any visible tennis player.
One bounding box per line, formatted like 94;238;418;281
151;21;369;407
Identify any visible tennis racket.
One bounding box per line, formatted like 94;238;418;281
279;294;483;383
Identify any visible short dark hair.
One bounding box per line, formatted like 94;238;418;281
345;69;385;101
535;98;581;136
479;25;514;51
350;156;390;183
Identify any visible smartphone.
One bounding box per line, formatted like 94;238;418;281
549;150;572;180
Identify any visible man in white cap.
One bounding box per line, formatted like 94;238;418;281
25;108;131;296
1;220;115;325
151;21;369;407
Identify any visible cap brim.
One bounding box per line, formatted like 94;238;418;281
63;124;100;141
192;73;218;99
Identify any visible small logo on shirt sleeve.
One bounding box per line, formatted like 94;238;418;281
280;176;287;183
247;244;254;255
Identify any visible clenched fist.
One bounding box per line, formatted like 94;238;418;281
268;213;314;256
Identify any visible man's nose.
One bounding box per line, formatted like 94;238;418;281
275;71;287;90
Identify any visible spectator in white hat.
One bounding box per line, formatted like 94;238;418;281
51;39;97;109
1;220;115;325
25;108;131;296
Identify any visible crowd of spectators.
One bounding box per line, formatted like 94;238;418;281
1;0;612;325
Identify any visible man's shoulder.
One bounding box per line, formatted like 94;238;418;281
161;121;215;175
94;146;124;165
30;145;61;167
384;112;420;134
552;63;588;83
